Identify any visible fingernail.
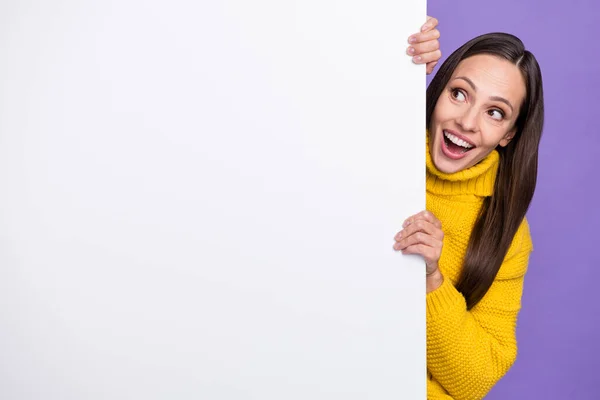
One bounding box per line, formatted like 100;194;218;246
421;24;430;31
408;36;417;44
397;230;403;239
413;56;422;63
407;47;415;54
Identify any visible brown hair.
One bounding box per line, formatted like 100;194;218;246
426;32;545;310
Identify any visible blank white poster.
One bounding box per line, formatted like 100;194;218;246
0;1;426;399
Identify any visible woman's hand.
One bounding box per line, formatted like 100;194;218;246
407;16;441;75
393;210;445;291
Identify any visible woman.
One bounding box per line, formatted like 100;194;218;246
397;31;544;399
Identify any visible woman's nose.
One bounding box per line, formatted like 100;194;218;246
455;107;480;132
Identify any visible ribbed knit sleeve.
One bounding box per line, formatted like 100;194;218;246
425;224;532;400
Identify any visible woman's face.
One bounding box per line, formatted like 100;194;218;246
428;54;526;174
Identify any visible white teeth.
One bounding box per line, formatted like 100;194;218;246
444;131;473;149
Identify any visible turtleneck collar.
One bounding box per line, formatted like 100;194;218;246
425;134;500;197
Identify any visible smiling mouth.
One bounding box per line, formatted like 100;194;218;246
443;130;475;155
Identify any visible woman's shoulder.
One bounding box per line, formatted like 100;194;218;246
496;217;533;280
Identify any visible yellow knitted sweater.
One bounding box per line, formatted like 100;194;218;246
425;143;533;400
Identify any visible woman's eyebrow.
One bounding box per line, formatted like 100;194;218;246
453;76;514;112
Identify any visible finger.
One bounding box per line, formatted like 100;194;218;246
399;244;439;265
394;230;443;251
418;210;442;229
426;61;439;75
397;219;443;241
421;16;439;32
401;212;420;228
412;50;442;65
397;217;437;237
404;210;442;229
408;28;440;44
397;217;442;242
407;39;440;57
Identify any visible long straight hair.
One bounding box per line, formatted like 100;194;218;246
426;33;544;310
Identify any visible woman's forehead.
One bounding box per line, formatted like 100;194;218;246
451;55;526;99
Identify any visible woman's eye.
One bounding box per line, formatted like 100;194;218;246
488;109;504;120
451;89;466;102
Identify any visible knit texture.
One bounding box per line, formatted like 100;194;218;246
425;141;533;400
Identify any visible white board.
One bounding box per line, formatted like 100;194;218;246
0;1;426;398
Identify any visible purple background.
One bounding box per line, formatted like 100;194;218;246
427;1;600;399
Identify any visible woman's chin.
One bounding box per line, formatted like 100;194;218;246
431;146;468;174
433;158;464;174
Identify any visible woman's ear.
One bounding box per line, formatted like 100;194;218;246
499;129;516;147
